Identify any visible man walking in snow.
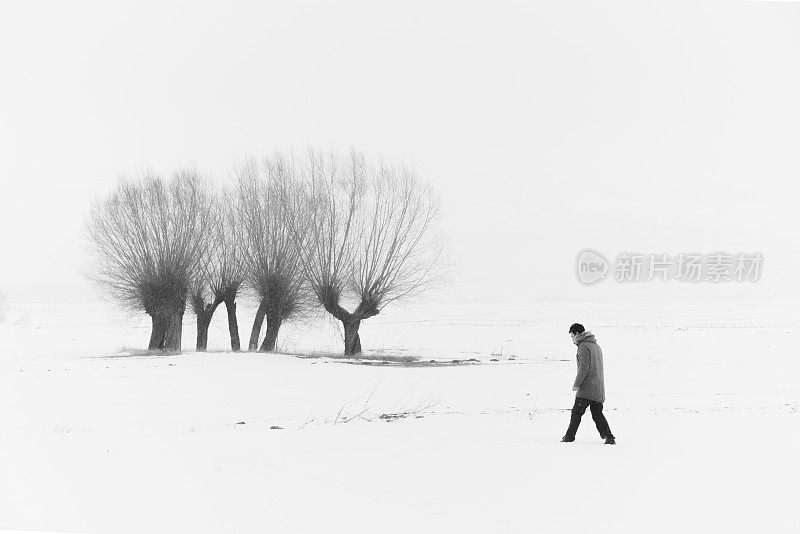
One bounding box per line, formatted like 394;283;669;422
561;323;616;444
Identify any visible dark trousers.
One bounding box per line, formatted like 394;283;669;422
564;397;614;440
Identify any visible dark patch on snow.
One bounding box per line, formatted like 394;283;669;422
339;358;480;368
92;348;183;359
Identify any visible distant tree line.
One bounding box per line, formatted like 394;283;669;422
86;149;445;355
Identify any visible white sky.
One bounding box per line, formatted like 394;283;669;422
1;0;799;304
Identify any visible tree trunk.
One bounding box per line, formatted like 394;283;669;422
163;308;184;351
194;301;220;352
321;297;374;355
343;319;362;356
148;312;167;350
259;315;282;352
248;300;267;351
196;313;211;351
225;299;241;352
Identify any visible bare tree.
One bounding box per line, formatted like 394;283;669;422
86;169;214;350
296;149;445;355
235;154;307;352
189;189;245;351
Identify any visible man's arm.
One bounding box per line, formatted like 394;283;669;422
573;345;591;391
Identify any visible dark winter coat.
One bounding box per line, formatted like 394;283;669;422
572;331;606;403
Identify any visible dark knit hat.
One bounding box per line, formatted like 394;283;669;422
568;323;585;334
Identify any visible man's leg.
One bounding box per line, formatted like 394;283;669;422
563;397;591;441
589;401;614;439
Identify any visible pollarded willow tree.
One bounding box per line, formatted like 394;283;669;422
86;169;214;350
295;149;445;355
189;189;245;351
236;155;308;352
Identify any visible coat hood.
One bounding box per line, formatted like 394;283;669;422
573;331;597;346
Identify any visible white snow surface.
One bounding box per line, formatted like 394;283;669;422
0;299;798;533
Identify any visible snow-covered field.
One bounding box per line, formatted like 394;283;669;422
1;299;798;533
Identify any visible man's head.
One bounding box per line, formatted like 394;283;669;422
569;323;585;341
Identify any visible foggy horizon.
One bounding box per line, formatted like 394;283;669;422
2;0;799;306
